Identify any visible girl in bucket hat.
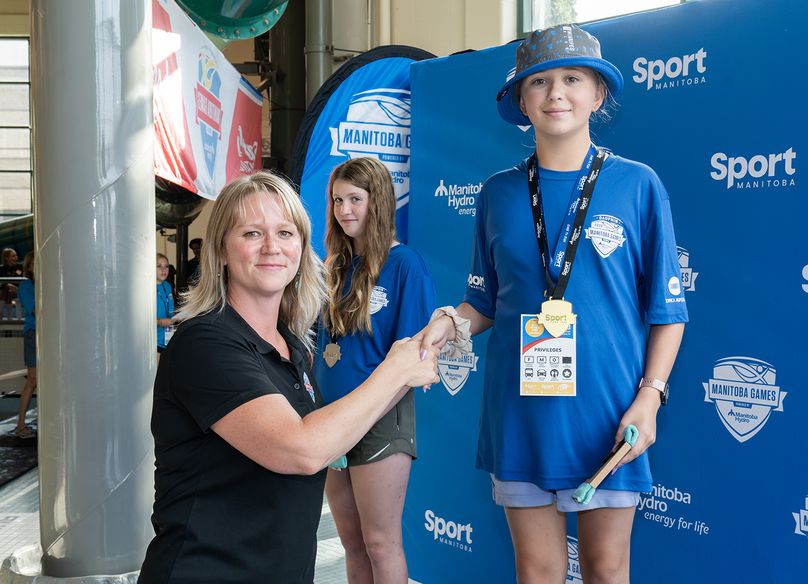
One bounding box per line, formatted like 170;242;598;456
416;23;687;583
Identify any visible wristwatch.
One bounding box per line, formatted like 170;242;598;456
639;377;669;406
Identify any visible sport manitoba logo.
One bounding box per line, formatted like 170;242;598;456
792;496;808;537
632;48;707;91
438;349;479;396
703;357;787;443
566;536;583;584
330;88;412;209
677;246;698;292
585;214;626;259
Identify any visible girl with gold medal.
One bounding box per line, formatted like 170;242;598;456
415;24;687;584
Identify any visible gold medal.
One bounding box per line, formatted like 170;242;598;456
323;342;342;368
537;299;576;337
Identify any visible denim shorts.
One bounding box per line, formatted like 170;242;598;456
491;474;640;512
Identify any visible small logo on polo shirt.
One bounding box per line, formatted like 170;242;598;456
585;214;626;259
302;372;315;403
668;276;682;296
369;286;389;314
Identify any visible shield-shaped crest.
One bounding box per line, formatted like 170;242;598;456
703;357;786;443
437;351;478;396
585;215;626;259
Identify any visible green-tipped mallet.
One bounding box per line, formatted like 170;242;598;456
572;425;639;505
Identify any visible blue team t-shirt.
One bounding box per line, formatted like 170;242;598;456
18;278;35;333
464;153;688;493
156;281;174;348
315;244;437;404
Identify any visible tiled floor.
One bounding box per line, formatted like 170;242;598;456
0;412;348;583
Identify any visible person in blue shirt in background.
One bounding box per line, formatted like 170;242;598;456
316;157;437;584
13;251;36;439
416;24;687;584
156;252;175;355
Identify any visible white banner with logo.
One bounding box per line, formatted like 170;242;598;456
152;0;262;199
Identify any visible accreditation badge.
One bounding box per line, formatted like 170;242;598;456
520;310;577;397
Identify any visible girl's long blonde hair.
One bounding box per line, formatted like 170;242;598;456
178;171;327;352
324;157;397;337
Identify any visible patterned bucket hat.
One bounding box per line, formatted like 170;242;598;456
496;24;624;126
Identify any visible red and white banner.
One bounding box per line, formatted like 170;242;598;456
152;0;262;200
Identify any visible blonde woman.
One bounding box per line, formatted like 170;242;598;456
139;171;438;584
315;157;437;584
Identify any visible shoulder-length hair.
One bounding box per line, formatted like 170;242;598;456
22;251;34;280
178;171;327;352
324;157;396;337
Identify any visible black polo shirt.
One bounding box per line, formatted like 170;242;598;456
139;304;326;584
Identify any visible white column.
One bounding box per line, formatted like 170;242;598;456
30;0;154;577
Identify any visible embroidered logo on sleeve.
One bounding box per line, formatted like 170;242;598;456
585;214;626;258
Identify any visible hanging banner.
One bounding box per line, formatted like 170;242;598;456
292;46;435;256
406;0;807;582
152;0;262;200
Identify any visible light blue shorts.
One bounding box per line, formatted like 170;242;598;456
491;475;640;512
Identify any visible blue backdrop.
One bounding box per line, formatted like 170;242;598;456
404;1;808;582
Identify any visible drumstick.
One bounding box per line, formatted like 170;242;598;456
572;425;639;505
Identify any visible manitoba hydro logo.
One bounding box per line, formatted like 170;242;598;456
703;357;787;443
194;47;223;179
434;179;481;217
330;88;412;210
632;47;707;91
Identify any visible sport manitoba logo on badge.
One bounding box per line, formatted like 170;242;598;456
437;349;479;396
702;357;787;443
585;214;626;258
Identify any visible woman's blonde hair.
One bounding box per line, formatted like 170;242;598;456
324;157;396;337
156;252;169;264
178;170;326;352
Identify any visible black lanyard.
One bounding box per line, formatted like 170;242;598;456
528;146;606;300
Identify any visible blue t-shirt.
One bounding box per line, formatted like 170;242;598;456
18;278;35;333
315;244;437;403
156;281;174;348
464;154;688;493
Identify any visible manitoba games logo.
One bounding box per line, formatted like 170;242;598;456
585;214;626;259
438;349;479;396
566;536;583;583
195;47;223;178
677;246;699;292
703;357;787;443
792;496;808;537
330;89;412;209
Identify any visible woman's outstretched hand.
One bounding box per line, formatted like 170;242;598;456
383;338;439;389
